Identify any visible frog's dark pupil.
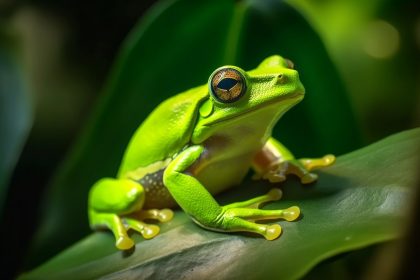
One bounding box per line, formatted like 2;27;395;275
217;78;238;91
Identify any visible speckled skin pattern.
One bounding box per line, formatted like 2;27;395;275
138;169;176;208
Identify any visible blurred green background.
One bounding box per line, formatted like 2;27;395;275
0;0;418;279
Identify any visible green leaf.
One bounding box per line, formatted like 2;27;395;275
27;0;361;266
0;45;31;214
20;128;420;280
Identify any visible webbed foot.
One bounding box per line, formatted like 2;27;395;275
254;154;335;184
215;189;300;240
134;208;174;222
90;208;174;250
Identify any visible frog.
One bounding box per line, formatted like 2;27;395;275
88;55;335;250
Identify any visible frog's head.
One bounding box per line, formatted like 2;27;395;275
193;55;305;143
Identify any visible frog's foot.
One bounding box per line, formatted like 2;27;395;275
261;160;324;184
298;154;335;171
254;155;335;185
218;189;300;240
89;211;135;250
255;161;310;184
135;208;174;223
123;217;160;240
122;208;174;240
116;236;135;250
90;210;166;250
253;167;286;183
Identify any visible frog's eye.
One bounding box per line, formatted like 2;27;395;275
210;68;246;103
285;59;294;69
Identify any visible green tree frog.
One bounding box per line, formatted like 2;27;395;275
88;55;335;250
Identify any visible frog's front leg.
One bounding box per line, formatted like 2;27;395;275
88;178;173;250
253;138;335;184
163;146;299;240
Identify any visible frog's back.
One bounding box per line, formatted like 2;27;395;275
117;85;208;178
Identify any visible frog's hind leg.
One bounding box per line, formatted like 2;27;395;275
253;138;335;184
89;178;151;250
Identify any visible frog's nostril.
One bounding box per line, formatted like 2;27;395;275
277;74;287;84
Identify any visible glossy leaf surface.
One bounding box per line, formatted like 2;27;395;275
21;128;420;280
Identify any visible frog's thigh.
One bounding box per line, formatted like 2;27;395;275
252;137;293;179
253;138;294;168
89;178;145;249
89;178;145;215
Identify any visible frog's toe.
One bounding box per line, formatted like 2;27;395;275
158;209;174;222
282;206;300;221
299;154;336;171
267;188;282;201
323;154;336;165
116;236;135;250
124;217;161;239
142;224;160;239
264;224;282;241
265;172;286;183
301;172;318;184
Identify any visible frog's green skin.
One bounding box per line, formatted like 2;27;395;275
88;55;335;250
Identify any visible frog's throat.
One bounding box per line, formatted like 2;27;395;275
123;158;172;180
205;91;304;126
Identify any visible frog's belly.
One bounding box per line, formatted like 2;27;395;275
194;155;252;195
137;169;177;209
138;154;252;209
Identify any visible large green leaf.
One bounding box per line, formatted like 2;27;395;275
28;0;361;265
20;128;420;280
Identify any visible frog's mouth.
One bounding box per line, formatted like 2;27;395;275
205;90;304;126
